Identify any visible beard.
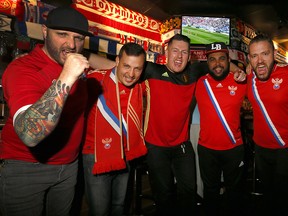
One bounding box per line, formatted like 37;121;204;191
253;62;274;81
45;34;64;66
44;32;81;66
209;66;229;81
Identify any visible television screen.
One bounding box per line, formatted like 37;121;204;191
181;16;230;45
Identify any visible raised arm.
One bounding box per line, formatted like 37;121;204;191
14;53;89;147
87;52;116;69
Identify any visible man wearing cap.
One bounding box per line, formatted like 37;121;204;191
0;6;102;216
195;42;247;216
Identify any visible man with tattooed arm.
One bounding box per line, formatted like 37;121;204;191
0;6;109;216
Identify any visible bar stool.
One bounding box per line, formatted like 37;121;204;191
124;157;155;216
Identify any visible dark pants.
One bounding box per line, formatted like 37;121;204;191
255;145;288;216
198;145;245;216
146;141;197;216
0;159;78;216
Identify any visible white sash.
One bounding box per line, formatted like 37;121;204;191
252;73;285;146
204;79;236;144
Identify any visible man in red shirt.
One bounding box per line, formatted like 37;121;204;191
247;34;288;216
195;42;246;216
82;43;147;216
0;6;93;216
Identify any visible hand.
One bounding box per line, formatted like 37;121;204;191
60;53;90;84
233;70;246;82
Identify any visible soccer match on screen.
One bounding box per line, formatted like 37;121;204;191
181;16;230;45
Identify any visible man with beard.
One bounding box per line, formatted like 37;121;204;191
247;34;288;216
0;6;101;216
195;42;247;216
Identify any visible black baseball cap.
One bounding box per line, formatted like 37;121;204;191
45;6;94;37
206;42;229;55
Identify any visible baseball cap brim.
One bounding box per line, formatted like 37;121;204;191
206;49;229;56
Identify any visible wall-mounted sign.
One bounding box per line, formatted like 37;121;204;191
72;0;161;42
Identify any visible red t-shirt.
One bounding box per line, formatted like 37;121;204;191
247;64;288;149
0;44;88;164
196;73;246;150
143;62;197;147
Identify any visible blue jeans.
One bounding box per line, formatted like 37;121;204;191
146;141;197;216
82;154;129;216
0;159;78;216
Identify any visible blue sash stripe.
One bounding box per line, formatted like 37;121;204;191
97;68;127;137
204;79;236;144
252;74;285;146
97;95;121;135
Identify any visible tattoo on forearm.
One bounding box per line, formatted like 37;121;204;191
15;80;70;147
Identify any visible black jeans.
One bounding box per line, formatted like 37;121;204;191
198;144;245;216
146;141;197;216
255;145;288;216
